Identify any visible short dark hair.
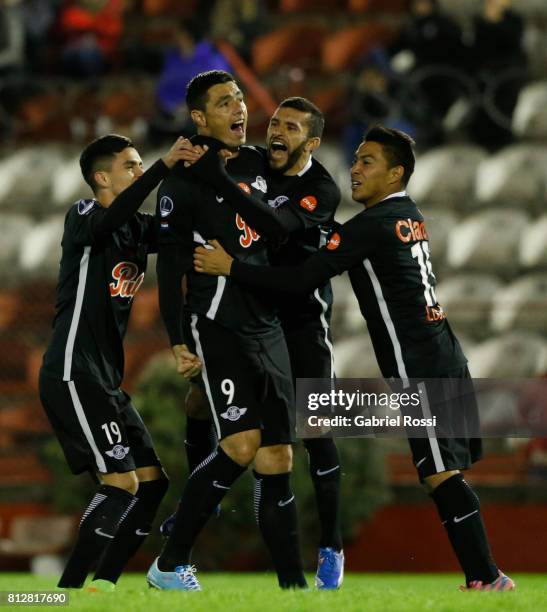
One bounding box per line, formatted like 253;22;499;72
364;125;415;186
186;70;237;111
278;97;324;139
79;134;133;193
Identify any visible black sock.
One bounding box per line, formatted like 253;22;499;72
253;471;307;589
158;448;246;570
93;478;169;584
431;473;498;585
303;438;342;551
185;417;216;474
58;485;136;588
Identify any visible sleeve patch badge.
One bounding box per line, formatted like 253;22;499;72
326;232;341;250
159;196;174;217
300;195;317;212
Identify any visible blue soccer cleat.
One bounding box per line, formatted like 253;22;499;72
147;557;202;591
315;547;344;589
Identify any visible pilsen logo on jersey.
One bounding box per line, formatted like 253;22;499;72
300;195;317;212
109;262;144;299
327;232;341;250
235;182;260;247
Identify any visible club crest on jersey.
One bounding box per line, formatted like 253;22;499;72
251;176;268;193
327;232;341;250
220;406;248;421
159;196;174;218
300;195;317;212
105;444;130;460
267;195;289;209
110;262;144;299
77;199;95;215
236;214;260;248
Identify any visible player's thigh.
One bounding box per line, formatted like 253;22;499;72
185;380;211;420
117;390;163;474
39;375;137;476
405;368;483;482
257;331;295;448
284;324;334;382
186;315;264;441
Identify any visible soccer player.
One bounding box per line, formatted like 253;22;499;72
193;125;516;592
168;96;345;588
38;134;194;591
147;70;307;591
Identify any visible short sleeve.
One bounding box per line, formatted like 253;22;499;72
315;213;380;275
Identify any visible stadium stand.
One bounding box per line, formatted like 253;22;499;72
446;209;529;274
491;274;547;334
512;80;547;139
520;214;547;268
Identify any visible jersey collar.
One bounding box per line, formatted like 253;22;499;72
378;190;407;203
297;156;313;177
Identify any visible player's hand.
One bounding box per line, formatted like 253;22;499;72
172;344;202;378
162;137;205;169
194;240;233;276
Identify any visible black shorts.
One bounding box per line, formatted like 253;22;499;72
283;322;334;383
186;314;294;446
39;371;161;475
403;366;483;481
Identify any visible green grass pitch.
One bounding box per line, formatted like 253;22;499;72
0;573;545;611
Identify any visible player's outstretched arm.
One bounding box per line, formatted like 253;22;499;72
188;148;295;242
194;239;332;294
91;137;192;240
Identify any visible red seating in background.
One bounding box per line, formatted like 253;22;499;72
252;24;328;75
321;23;395;72
348;0;408;12
279;0;339;12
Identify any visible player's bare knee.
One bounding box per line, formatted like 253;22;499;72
423;469;460;492
102;470;139;495
185;384;210;419
254;444;293;474
135;465;165;483
220;430;261;466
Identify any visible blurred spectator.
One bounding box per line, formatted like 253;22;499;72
150;18;231;143
210;0;268;64
21;0;59;73
389;0;468;146
468;0;527;149
344;48;416;165
57;0;126;77
0;0;25;75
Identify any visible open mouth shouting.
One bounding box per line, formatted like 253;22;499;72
269;138;289;160
230;119;245;137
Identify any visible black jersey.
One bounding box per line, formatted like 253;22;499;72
231;194;467;379
157;144;280;338
263;153;340;330
41;202;156;388
41;159;168;388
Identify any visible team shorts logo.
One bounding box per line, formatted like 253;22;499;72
267;195;289;209
220;406;248;421
327;232;341;250
105;444;130;460
300;195;317;212
236;214;260;248
110;261;144;299
238;182;251;194
159;196;174;218
251;176;268;193
77;199;95;215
